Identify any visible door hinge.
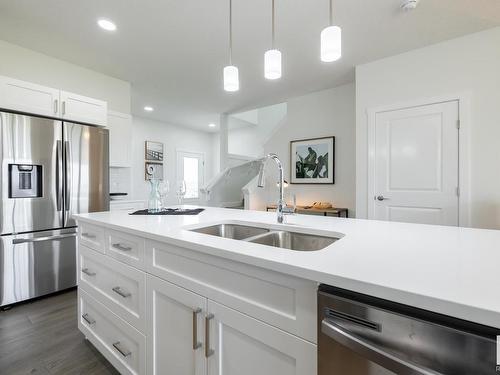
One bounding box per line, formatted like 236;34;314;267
456;186;460;197
456;120;461;129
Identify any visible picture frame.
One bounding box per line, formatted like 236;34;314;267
145;162;164;180
145;141;164;161
290;136;335;184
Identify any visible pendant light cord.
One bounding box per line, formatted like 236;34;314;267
329;0;333;25
229;0;233;64
272;0;275;49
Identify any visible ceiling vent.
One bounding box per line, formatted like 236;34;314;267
401;0;420;11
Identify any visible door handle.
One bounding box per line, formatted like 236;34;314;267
112;341;131;357
321;319;443;375
62;101;66;115
81;232;96;239
12;233;76;244
56;140;63;211
64;141;70;211
112;286;131;298
376;195;388;201
111;243;132;252
192;308;202;350
205;314;215;358
54;99;58;114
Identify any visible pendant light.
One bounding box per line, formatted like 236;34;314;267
320;0;342;62
224;0;239;91
264;0;282;80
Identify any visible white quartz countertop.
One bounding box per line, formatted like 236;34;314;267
74;206;500;329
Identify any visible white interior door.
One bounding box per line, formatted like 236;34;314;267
176;151;204;201
370;101;459;226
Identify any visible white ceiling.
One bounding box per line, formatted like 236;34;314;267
0;0;499;132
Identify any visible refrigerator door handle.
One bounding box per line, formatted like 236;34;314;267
56;140;63;211
12;233;77;245
64;141;70;212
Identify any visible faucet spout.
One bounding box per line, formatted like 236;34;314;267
258;153;291;223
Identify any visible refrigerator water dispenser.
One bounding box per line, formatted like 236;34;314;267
8;164;43;198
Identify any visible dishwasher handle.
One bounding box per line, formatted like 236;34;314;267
321;319;444;375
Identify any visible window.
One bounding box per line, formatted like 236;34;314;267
176;151;204;200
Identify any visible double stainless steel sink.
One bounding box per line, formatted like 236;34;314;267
190;223;340;251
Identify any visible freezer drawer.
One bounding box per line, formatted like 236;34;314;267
0;228;77;306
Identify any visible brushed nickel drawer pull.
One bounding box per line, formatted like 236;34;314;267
112;341;131;357
81;232;96;239
112;243;132;252
81;268;96;276
112;286;131;298
192;308;202;350
82;313;95;325
205;314;215;358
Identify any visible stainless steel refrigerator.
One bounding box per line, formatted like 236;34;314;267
0;111;109;307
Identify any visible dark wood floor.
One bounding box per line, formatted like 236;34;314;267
0;289;119;375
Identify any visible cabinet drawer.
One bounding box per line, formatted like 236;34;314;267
145;240;317;343
78;289;145;375
79;222;105;253
105;229;145;269
79;245;146;331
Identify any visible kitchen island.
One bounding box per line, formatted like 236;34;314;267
74;206;500;375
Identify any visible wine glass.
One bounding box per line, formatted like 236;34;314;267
175;180;187;206
158;180;170;210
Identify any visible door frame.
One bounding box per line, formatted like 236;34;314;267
176;149;206;201
366;93;471;227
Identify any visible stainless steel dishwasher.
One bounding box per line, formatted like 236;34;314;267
318;284;499;375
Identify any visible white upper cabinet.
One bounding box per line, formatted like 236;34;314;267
0;75;108;126
0;75;60;117
107;111;132;167
60;90;107;126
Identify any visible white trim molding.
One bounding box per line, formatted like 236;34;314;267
365;92;471;227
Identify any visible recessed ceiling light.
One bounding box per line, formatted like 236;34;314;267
208;123;216;128
144;106;154;112
97;18;117;31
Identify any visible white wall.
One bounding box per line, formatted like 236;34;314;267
262;83;356;213
356;27;500;229
0;39;130;112
130;116;215;204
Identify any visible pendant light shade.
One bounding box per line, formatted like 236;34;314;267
223;65;239;92
320;25;341;62
320;0;342;62
224;0;239;92
264;49;282;80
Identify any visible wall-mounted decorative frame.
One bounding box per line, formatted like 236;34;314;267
145;162;164;180
145;141;164;161
290;136;335;184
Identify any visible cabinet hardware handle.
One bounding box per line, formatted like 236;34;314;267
82;313;96;325
112;341;131;357
112;286;131;298
112;243;132;252
62;101;66;115
81;232;96;239
205;314;215;358
54;99;58;114
192;308;202;350
82;268;96;276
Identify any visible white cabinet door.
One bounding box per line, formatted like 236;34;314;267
207;301;317;375
108;111;132;167
146;275;207;375
60;90;107;125
0;75;59;117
